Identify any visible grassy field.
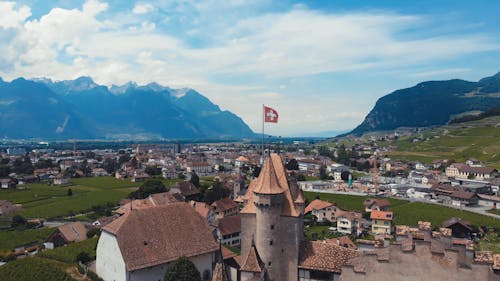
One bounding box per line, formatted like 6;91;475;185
0;177;141;219
304;192;500;229
385;116;500;169
0;257;74;281
38;237;98;263
0;227;55;256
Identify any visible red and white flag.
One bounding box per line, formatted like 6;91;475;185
264;106;278;123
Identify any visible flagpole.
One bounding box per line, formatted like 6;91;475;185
261;104;265;164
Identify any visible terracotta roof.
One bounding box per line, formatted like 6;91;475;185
477;194;500;203
325;236;357;250
58;222;87;243
305;199;334;214
117;192;180;214
364;198;390;208
235;156;250;162
171;181;200;197
298;241;358;273
451;190;477;200
212;197;238;212
240;244;265;273
253;155;285;195
190;201;214;219
370;210;393;221
221;245;238;260
217;215;241;236
337;210;361;221
241;154;300;217
103;202;218;271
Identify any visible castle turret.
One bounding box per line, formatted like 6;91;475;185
240;154;303;281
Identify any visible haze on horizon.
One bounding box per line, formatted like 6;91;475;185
1;0;500;136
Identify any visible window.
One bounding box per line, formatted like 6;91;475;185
268;261;272;267
270;240;273;246
271;224;274;230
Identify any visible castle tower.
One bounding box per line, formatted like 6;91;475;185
240;154;303;281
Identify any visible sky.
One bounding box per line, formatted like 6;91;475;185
1;0;500;136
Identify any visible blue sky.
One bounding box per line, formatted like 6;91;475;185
1;0;500;136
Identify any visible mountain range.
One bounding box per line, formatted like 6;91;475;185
0;77;255;140
346;72;500;136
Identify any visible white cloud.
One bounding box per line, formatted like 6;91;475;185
0;2;31;29
0;1;499;134
133;3;154;14
83;0;109;16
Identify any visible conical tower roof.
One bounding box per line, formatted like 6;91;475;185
253;155;285;195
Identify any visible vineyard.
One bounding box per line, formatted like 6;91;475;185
0;257;73;281
38;236;98;263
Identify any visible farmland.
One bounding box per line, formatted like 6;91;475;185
0;227;55;256
0;177;141;219
0;257;73;281
304;192;500;229
38;237;98;263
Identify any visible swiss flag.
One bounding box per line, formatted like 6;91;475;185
264;106;278;123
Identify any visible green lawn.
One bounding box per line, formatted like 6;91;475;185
38;237;98;263
305;192;500;229
305;225;338;240
0;227;55;256
0;177;141;219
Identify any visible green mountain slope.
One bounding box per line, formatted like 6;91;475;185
348;72;500;136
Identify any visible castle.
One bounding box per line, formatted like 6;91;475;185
238;153;306;281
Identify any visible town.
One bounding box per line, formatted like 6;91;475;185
0;139;498;280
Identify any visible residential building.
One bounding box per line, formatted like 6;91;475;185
0;178;16;189
336;210;362;236
212;197;239;219
216;215;241;247
46;222;87;248
363;198;391;212
304;199;338;222
370;210;393;235
96;202;218;281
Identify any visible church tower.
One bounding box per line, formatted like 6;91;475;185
240;154;304;281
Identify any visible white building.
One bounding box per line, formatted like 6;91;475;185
96;202;218;281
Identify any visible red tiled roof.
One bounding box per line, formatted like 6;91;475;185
370;210;393;220
212;197;238;212
190;201;214;219
305;199;333;214
241;154;300;217
217;215;241;236
58;222;87;243
253;156;285;195
103;202;218;271
240;244;264;273
325;236;357;250
221;245;238;260
298;241;358;273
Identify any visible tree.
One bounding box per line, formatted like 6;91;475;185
164;256;201;281
76;251;91;264
178;173;186;180
319;165;327;180
86;228;101;238
129;179;167;199
286;159;299;170
11;215;27;228
190;172;200;188
297;174;306;181
67;188;73;196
